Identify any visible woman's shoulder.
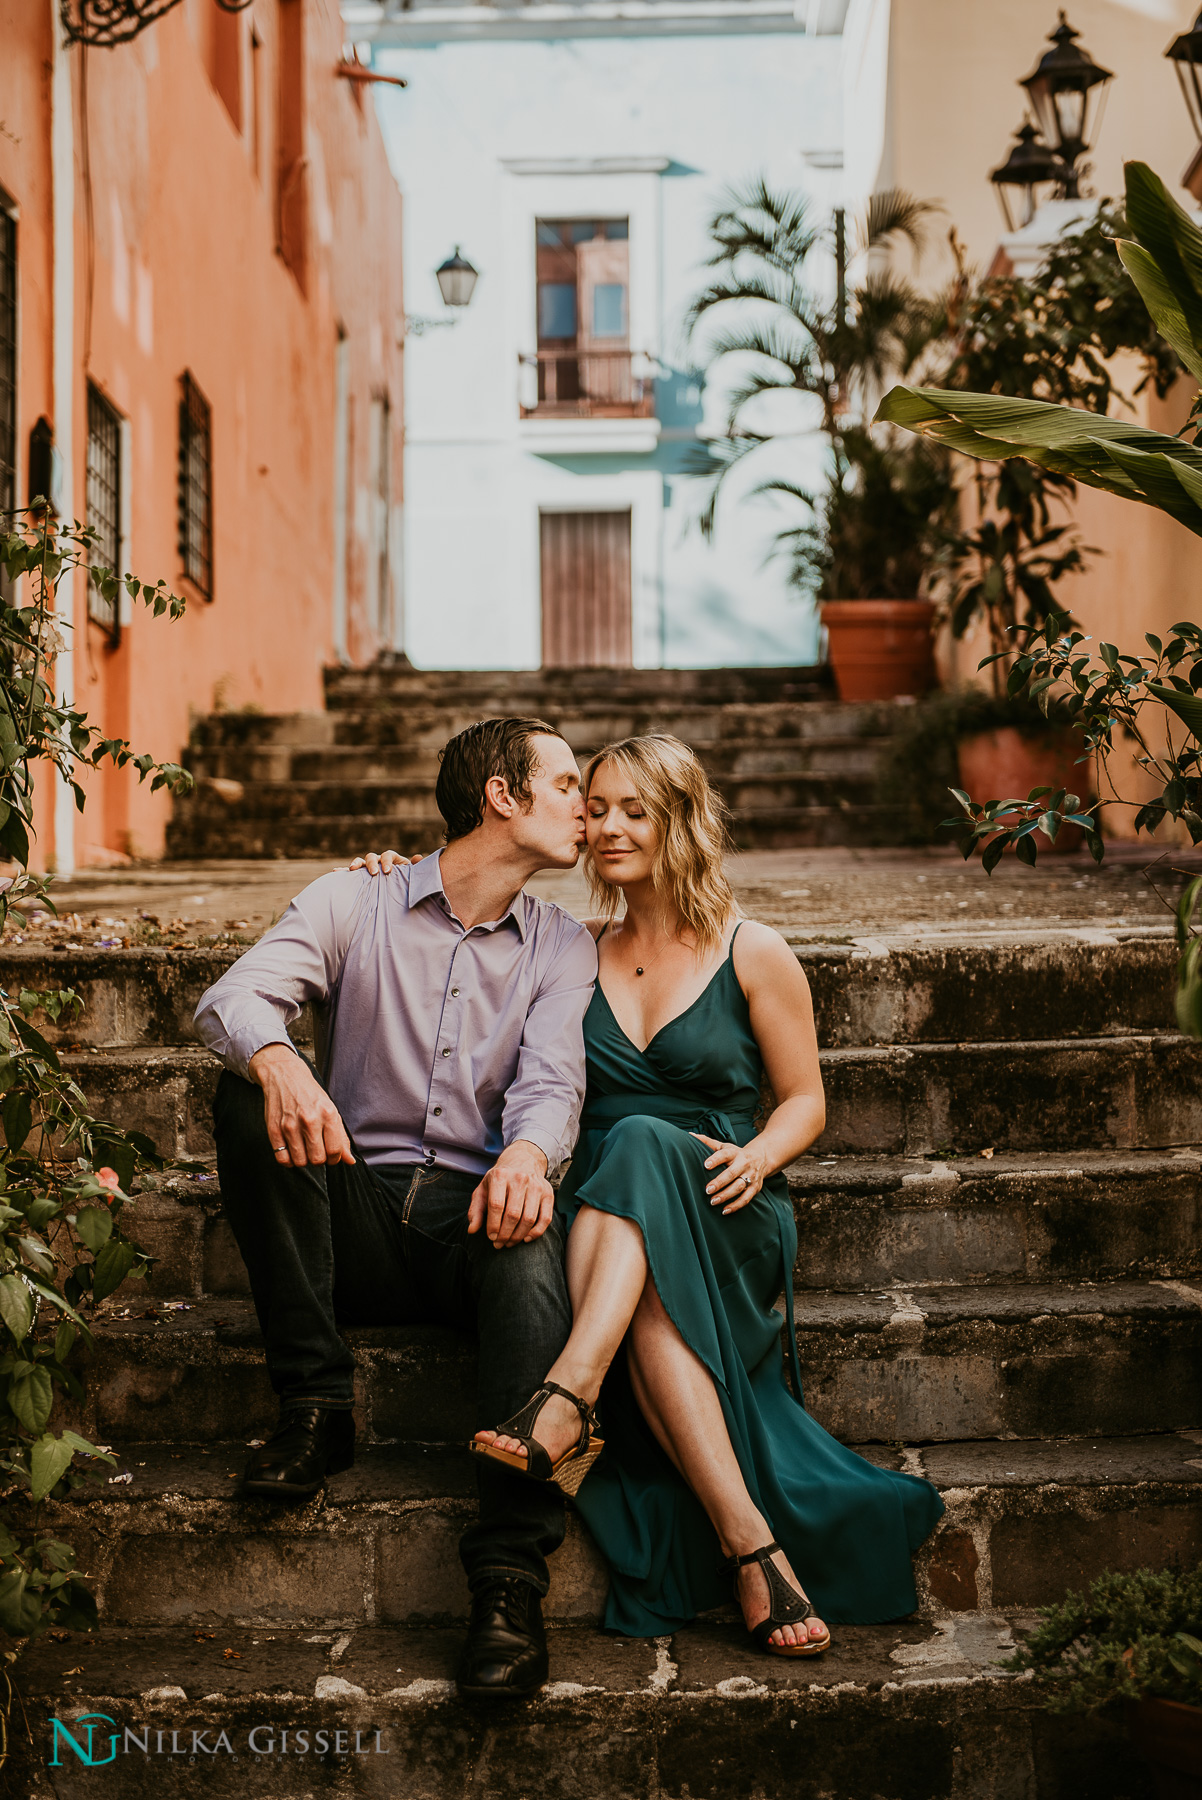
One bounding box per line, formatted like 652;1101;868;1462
582;915;611;943
731;918;807;986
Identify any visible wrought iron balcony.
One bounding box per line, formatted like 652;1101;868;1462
518;349;655;419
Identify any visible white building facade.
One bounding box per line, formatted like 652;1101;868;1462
352;0;851;669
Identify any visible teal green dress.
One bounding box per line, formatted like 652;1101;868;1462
556;925;944;1636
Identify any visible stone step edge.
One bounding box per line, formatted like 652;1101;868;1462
47;1436;1202;1629
89;1276;1202;1351
13;1615;1032;1705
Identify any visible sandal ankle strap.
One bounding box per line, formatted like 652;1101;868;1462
719;1539;783;1574
541;1381;602;1436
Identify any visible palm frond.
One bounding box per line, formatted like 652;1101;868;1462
697;317;819;379
701;179;820;275
858;190;941;258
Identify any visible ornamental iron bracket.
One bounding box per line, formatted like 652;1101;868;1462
61;0;253;48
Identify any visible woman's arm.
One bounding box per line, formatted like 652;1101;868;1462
694;921;826;1214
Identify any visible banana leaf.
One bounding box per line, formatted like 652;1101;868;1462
1122;162;1202;381
1147;681;1202;740
874;387;1202;537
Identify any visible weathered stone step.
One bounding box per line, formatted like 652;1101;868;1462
77;1283;1202;1447
796;1278;1202;1442
790;1148;1202;1288
43;1434;1202;1629
14;1615;1139;1800
1;931;1179;1052
819;1033;1202;1156
321;661;833;707
176;770;886;818
60;1034;1202;1163
164;804;925;860
187;738;893;790
189;698;896;746
120;1148;1202;1303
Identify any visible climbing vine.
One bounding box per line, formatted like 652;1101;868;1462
0;509;191;1644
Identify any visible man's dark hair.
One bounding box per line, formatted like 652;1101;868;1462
436;717;562;841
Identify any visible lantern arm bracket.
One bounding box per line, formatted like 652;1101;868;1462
399;314;463;340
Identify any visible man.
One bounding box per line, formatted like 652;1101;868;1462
193;717;596;1700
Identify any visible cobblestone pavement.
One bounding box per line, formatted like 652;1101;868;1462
12;839;1199;951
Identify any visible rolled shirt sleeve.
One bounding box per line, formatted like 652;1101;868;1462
502;919;597;1174
193;872;366;1080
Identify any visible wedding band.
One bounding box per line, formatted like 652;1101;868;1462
274;1146;287;1154
739;1174;750;1187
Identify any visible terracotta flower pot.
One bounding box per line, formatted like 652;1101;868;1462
956;724;1091;856
820;599;936;703
1126;1697;1202;1799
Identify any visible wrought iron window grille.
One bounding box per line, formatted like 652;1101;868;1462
0;197;15;534
178;372;213;601
85;384;122;647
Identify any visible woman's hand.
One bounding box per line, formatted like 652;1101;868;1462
349;850;418;876
692;1132;767;1214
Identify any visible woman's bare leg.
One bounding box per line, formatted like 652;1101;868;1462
473;1206;825;1649
473;1206;647;1461
626;1281;825;1649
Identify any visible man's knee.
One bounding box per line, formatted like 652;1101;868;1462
481;1220;568;1305
213;1070;268;1154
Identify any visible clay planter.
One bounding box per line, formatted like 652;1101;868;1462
1126;1697;1202;1799
956;723;1090;856
820;599;935;702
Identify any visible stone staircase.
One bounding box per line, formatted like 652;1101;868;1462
166;664;915;858
9;923;1201;1796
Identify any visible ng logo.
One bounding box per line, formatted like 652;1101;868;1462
49;1713;119;1766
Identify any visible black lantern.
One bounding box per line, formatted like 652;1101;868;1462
434;249;479;309
990;121;1067;231
1020;10;1113;198
1167;9;1202;143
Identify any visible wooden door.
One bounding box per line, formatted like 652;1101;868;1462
540;510;632;667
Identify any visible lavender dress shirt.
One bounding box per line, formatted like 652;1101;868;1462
193;854;597;1177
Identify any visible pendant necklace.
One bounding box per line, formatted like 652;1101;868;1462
633;931;674;978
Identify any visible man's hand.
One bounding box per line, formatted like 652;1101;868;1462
349;851;420;875
468;1141;553;1246
249;1044;355;1169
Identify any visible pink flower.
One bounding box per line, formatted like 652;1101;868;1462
96;1168;121;1192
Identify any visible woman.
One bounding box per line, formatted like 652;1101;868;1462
367;735;943;1654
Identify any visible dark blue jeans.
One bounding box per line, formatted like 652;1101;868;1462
213;1071;571;1595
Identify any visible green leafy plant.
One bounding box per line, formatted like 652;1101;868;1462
0;507;192;1645
1007;1565;1202;1714
874;683;1080;844
937;206;1178;670
877;161;1202;874
686;181;959;599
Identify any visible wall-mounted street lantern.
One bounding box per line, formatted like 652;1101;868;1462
1019;11;1113;200
990;120;1067;231
403;249;481;338
1164;8;1202;200
434;249;480;310
1166;9;1202;140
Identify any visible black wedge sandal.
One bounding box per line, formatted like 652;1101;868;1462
468;1382;604;1497
721;1541;831;1658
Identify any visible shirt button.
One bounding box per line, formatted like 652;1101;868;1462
432;1105;442;1116
451;987;460;998
441;1046;451;1057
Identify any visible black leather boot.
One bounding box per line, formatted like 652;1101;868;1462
243;1406;355;1499
456;1579;548;1700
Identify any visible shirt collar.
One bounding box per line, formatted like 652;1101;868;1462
406;848;529;941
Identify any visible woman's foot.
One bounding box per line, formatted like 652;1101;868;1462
473;1390;592;1471
732;1543;827;1650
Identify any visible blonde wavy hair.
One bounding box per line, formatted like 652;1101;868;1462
582;734;737;956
